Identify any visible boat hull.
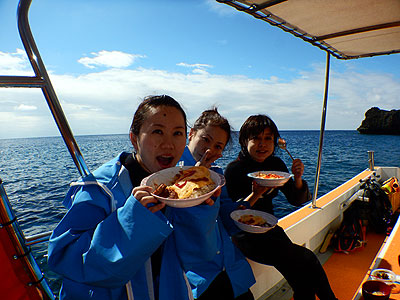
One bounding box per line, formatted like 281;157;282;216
250;167;400;299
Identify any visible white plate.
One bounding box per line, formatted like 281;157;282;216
230;209;278;233
141;166;225;208
247;171;293;187
370;268;400;283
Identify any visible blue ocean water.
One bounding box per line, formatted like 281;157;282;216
1;131;399;294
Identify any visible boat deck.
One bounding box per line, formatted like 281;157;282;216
266;231;386;300
262;169;400;300
323;231;386;300
267;229;392;300
352;211;400;300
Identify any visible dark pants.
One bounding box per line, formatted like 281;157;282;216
232;226;337;300
197;271;254;300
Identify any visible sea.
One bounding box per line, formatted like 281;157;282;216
1;130;399;295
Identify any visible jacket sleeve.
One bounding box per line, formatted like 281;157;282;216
214;166;250;235
280;178;311;206
274;157;311;207
224;163;253;202
48;184;173;288
218;185;250;236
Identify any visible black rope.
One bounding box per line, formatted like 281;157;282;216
0;216;17;228
13;246;32;259
27;274;45;286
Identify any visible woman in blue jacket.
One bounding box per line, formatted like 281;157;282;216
173;108;255;299
47;96;254;300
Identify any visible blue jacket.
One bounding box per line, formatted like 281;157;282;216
48;153;192;300
170;147;255;298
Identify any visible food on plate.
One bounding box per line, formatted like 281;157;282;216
371;269;396;282
255;172;284;179
375;271;390;280
238;214;269;227
153;166;216;199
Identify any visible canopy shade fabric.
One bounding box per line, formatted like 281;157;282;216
218;0;400;59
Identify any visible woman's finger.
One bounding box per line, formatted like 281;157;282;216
291;159;304;176
132;185;153;198
252;181;270;194
203;198;215;206
148;202;166;213
132;186;164;211
140;195;160;207
212;187;222;198
196;149;212;168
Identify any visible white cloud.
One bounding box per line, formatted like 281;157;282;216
1;50;399;138
15;104;37;111
0;49;33;75
78;50;145;69
177;62;213;74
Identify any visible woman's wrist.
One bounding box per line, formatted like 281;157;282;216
294;177;303;189
244;192;261;207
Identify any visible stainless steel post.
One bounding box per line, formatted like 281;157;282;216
11;0;90;177
311;52;331;208
368;151;375;171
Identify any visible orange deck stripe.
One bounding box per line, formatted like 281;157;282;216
324;232;386;300
278;170;373;230
353;216;400;299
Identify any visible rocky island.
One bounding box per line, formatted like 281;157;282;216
357;107;400;135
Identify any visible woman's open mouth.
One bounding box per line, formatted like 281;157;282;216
156;155;174;168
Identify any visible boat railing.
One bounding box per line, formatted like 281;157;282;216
0;0;92;296
0;0;92;242
0;178;54;299
0;0;90;178
25;231;53;246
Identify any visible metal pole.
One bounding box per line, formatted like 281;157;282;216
15;0;90;177
311;52;331;208
368;151;375;171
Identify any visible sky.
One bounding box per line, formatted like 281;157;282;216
1;0;399;139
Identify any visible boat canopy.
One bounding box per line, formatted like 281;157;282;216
219;0;400;206
219;0;400;59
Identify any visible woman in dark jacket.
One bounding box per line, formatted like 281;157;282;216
225;114;337;300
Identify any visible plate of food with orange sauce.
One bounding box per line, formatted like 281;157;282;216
247;171;293;187
141;166;225;208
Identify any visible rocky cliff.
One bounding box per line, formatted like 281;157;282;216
357;107;400;135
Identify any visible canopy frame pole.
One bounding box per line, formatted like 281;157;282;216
311;52;331;208
0;0;90;177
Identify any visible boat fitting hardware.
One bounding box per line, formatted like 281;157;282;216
368;151;375;171
13;246;32;259
27;274;45;286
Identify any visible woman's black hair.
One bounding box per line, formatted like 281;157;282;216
239;114;280;155
192;107;232;149
130;95;187;136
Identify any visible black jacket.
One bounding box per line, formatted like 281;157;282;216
224;151;311;215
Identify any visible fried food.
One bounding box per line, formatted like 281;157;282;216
153;166;216;199
238;214;268;227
